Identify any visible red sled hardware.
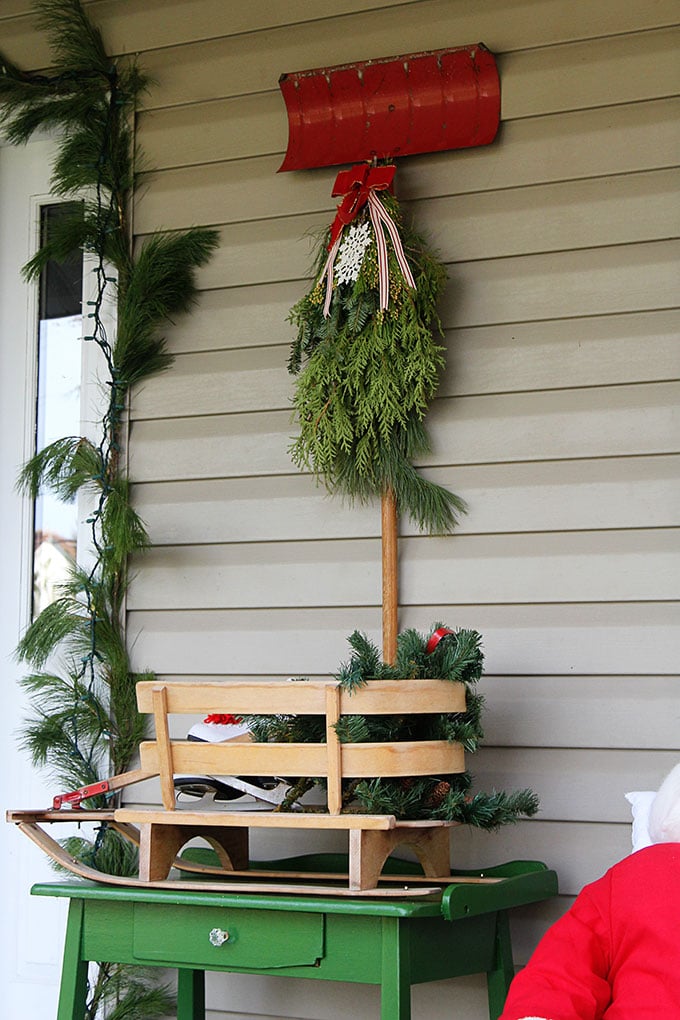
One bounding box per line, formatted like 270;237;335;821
52;769;154;809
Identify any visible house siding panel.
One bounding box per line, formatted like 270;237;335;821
3;2;678;1017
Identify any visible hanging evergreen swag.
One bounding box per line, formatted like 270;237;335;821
248;625;539;826
1;0;217;866
288;163;466;533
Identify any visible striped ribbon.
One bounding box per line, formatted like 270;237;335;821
367;190;416;310
321;235;342;317
320;190;415;317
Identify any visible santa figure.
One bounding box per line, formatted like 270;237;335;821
500;764;680;1020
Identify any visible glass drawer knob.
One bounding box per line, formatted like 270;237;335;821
209;927;230;947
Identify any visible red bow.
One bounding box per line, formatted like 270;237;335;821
327;164;395;250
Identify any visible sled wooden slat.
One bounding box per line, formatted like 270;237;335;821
115;808;402;830
135;677;466;715
325;684;343;815
137;737;465;780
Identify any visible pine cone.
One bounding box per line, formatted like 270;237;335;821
425;781;451;807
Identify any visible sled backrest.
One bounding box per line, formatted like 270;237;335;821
136;678;466;814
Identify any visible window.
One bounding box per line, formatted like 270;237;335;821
32;202;84;617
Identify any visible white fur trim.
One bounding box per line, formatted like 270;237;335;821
649;763;680;843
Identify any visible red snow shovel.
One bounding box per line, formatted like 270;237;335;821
278;44;500;172
278;44;500;662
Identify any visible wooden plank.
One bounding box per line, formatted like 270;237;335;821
501;26;680;120
174;864;476;885
138;92;680;175
133;455;680;542
0;0;41;18
424;383;679;467
470;747;680;823
161;279;298;354
381;488;399;664
441;241;680;329
126;602;680;677
130;674;680;759
131;309;680;421
188;217;680;299
418;169;680;264
129;381;680;482
152;685;176;810
134;108;680;230
481;675;680;751
157;241;678;354
8;0;679;63
139;737;465;780
136;678;466;715
452;819;632;897
401;529;680;606
440;310;680;399
402;97;680;198
137;169;678;282
129;345;290;421
340;740;465;778
139;739;330;777
128;409;295;481
133;23;680;113
6;810;116;822
138;92;286;170
138;678;332;714
0;0;421;57
115;808;397;830
127;528;680;611
510;896;577;966
325;685;343;815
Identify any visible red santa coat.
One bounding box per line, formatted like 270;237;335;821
500;843;680;1020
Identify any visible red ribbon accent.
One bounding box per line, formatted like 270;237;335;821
425;627;455;655
327;163;396;250
204;714;243;725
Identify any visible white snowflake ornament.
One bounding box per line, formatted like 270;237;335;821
334;222;372;285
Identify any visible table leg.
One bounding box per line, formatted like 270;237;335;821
57;900;89;1020
177;968;205;1020
380;917;411;1020
486;911;515;1020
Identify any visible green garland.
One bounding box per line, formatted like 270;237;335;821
2;0;217;792
248;626;539;826
2;2;217;1015
288;188;466;533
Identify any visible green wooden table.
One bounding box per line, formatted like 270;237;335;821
33;857;557;1020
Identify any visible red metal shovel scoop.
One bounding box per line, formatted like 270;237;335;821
278;44;500;172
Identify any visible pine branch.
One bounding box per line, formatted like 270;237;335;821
35;0;111;74
17;435;102;500
432;788;541;828
287;191;463;534
16;597;89;667
115;228;219;384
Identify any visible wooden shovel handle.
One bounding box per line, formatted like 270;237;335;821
382;488;398;665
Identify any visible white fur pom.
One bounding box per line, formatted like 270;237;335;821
649;763;680;843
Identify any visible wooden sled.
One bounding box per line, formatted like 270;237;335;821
8;676;468;896
7;808;464;898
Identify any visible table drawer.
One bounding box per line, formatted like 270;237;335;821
133;903;324;970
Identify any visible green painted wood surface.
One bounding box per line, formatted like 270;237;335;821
32;857;558;1020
